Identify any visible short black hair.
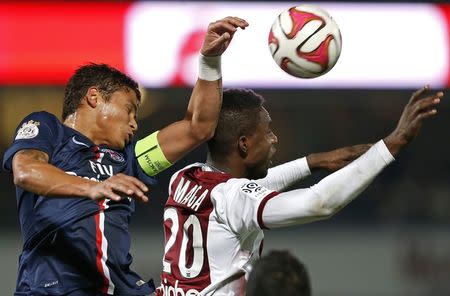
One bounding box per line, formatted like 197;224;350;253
207;88;265;157
247;250;311;296
62;63;141;120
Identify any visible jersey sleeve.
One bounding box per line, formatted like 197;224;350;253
254;157;311;192
262;140;395;228
211;179;279;234
2;112;61;172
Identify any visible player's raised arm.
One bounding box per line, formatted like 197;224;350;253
135;17;248;176
262;87;443;228
256;144;372;192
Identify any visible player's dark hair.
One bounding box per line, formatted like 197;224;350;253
62;63;141;120
247;250;311;296
207;88;265;157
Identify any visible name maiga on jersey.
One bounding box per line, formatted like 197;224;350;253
172;177;209;212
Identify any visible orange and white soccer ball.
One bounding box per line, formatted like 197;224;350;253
268;5;342;78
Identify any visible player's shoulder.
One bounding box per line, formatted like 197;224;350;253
215;177;252;191
14;111;62;140
213;178;276;203
210;177;251;200
170;163;231;185
18;111;61;129
22;111;60;122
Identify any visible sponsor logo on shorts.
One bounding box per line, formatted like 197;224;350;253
160;279;200;296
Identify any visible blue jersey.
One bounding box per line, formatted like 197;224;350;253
3;112;157;296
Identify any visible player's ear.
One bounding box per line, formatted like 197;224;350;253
85;87;100;108
238;135;248;157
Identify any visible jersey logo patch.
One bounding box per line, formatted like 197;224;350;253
15;120;40;140
240;182;273;200
100;148;125;162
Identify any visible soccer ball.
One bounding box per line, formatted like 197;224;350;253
268;5;342;78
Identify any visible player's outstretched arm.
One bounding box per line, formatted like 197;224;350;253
261;86;443;228
135;17;248;176
306;144;372;172
12;149;149;202
256;144;372;192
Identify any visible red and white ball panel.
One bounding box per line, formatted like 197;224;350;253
269;5;342;78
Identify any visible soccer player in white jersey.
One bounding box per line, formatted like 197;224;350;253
157;87;443;296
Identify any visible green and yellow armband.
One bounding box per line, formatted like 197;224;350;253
135;131;172;176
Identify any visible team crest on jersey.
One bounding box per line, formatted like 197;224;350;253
100;148;125;162
240;182;273;200
15;120;40;140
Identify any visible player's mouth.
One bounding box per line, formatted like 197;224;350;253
268;147;277;167
125;133;133;144
269;146;277;158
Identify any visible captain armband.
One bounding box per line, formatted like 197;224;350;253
135;131;172;176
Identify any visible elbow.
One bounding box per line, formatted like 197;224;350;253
316;207;335;219
13;169;31;188
190;123;216;142
311;201;337;219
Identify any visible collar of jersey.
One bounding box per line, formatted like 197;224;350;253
63;125;95;147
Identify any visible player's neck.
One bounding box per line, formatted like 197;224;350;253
206;154;247;178
63;111;100;145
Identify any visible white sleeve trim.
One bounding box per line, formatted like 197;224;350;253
378;139;396;163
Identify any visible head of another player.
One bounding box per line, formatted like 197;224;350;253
207;88;278;179
62;63;141;150
246;250;311;296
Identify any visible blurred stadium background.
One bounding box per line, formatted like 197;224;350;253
1;1;449;295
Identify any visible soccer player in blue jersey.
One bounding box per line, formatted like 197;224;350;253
2;17;248;296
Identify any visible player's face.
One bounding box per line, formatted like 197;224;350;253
96;88;139;150
245;107;278;179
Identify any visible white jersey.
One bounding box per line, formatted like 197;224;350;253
157;163;279;296
157;140;395;296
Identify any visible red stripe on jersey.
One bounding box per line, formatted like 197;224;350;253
257;191;279;230
438;4;450;87
95;200;109;294
162;166;231;293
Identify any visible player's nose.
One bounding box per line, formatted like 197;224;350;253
271;132;278;145
130;117;138;131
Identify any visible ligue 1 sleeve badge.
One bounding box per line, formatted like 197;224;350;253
15;120;40;140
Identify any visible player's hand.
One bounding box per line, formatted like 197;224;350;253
384;85;443;156
87;173;149;203
307;144;372;172
200;16;248;56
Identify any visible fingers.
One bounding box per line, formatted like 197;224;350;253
116;173;149;192
218;16;249;30
102;174;149;203
413;92;443;115
201;16;248;56
409;85;430;104
213;21;238;35
207;16;248;40
210;32;231;48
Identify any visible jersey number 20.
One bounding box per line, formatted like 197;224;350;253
162;208;204;279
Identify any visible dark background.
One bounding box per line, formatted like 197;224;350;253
2;88;449;229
